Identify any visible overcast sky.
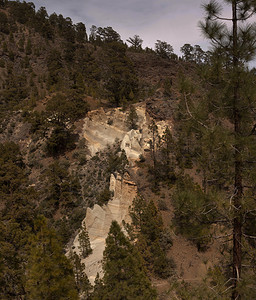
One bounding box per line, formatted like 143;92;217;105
31;0;232;55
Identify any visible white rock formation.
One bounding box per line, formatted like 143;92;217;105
73;104;172;284
82;104;171;162
72;173;137;283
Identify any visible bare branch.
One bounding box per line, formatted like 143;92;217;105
243;233;256;239
184;93;209;130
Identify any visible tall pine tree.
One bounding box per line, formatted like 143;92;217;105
173;1;256;299
93;220;156;300
25;216;78;300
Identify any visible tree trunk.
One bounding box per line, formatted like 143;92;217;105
232;2;242;299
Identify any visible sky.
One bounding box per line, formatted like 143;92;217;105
31;0;215;55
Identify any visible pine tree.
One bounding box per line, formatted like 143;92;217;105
199;2;256;299
25;216;78;300
160;126;176;182
78;223;92;259
180;43;194;62
69;250;91;298
148;120;160;188
173;1;256;298
155;40;174;59
92;273;104;300
126;35;143;51
0;142;36;299
129;196;173;278
126;105;138;130
94;221;157;300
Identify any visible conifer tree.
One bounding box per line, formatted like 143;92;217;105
149;120;159;188
127;105;139;130
129;196;173;278
0;142;36;299
94;221;157;300
199;2;256;299
172;1;256;298
104;42;138;106
155;40;174;59
78;223;92;259
92;273;104;300
180;43;194;62
126;35;143;51
69;250;91;298
160;126;176;182
25;216;78;300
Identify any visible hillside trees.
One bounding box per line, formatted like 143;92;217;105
180;43;206;64
25;216;78;300
0;142;36;299
45;92;88;156
40;160;85;244
0;2;139;111
69;250;91;297
127;105;139;130
147;122;176;189
89;25;121;44
172;176;216;251
180;43;194;62
129;196;173;278
104;42;138;106
0;0;7;8
174;1;256;299
97;26;121;43
200;1;256;299
8;1;36;25
0;11;9;33
93;220;157;299
75;22;88;43
46;92;88;125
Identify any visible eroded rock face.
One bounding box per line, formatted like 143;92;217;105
83;107;127;157
82;104;171;162
73;104;172;283
72;173;137;283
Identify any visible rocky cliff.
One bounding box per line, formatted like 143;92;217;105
72;103;171;283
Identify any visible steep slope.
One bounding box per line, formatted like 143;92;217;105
0;2;232;298
72;103;170;283
73;174;137;283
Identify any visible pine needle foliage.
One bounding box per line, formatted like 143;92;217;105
93;221;157;300
78;223;92;259
25;216;78;300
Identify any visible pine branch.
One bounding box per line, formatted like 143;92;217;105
184;93;209;129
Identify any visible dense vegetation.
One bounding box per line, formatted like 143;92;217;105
0;0;256;299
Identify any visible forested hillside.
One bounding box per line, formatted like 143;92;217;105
0;1;256;299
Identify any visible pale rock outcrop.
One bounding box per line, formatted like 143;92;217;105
83;108;127;157
82;104;171;162
74;104;172;283
121;129;143;160
72;173;137;284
